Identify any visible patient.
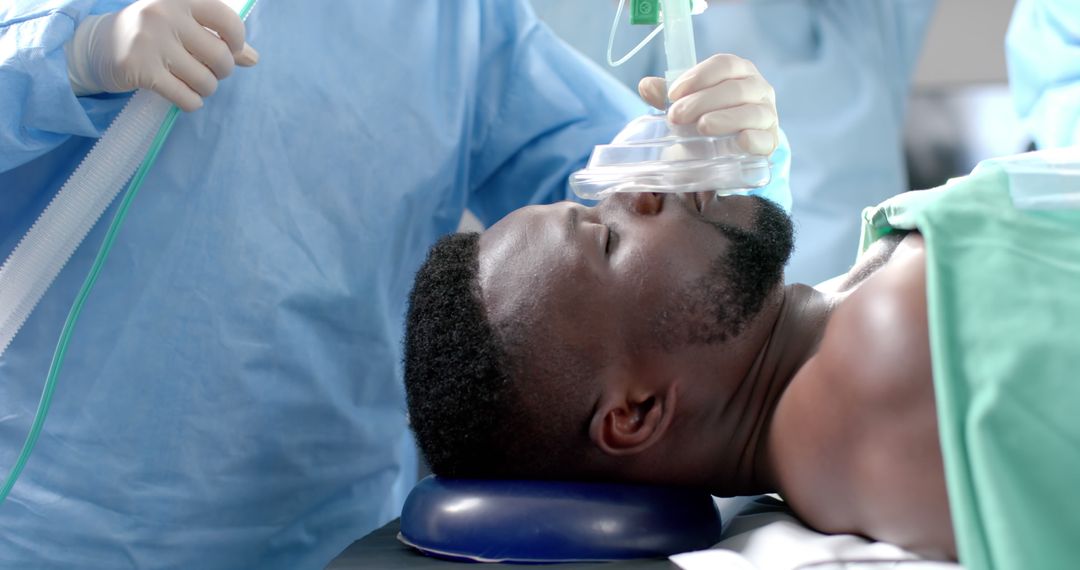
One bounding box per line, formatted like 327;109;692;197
403;176;1080;563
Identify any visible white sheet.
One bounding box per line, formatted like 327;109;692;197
671;496;963;570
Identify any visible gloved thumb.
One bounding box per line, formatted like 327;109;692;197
235;43;259;67
638;76;667;110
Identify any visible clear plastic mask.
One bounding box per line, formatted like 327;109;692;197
570;114;772;200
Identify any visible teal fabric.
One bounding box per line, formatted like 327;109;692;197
860;162;1080;569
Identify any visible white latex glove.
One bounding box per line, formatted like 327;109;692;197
639;54;779;156
65;0;259;112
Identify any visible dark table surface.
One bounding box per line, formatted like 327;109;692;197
326;518;680;569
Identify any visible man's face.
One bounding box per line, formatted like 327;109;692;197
477;192;794;372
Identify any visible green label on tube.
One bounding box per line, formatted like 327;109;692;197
630;0;697;25
630;0;660;25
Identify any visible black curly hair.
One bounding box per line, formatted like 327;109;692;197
403;233;592;479
403;233;506;477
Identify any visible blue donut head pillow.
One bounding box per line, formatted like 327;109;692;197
398;476;722;563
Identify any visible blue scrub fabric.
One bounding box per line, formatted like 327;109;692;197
0;1;664;568
1007;0;1080;149
531;0;937;284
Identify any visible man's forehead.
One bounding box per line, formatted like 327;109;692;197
478;204;603;329
479;206;561;319
479;207;541;286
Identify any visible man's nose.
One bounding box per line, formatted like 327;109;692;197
627;192;663;215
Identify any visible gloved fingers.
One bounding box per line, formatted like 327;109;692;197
697;102;776;136
166;45;219;97
189;0;248;55
668;54;758;101
668;76;774;125
151;71;204;112
736;129;779;156
697;103;778;153
235;43;259;67
179;18;235;79
638;76;667;110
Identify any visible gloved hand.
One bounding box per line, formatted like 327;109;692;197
65;0;259;112
639;54;779;156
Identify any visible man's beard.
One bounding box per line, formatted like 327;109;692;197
656;196;795;350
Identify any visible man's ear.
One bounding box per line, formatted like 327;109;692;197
588;378;678;457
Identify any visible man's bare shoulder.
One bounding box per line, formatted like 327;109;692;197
816;232;930;404
795;233;953;557
814;231;913;294
773;233;932;521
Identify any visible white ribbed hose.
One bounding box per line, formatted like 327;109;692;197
0;89;172;357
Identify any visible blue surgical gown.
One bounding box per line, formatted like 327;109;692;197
1007;0;1080;148
0;2;791;568
532;0;937;284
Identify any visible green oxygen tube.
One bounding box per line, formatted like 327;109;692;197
659;0;698;92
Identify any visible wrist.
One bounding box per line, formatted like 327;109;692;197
65;13;109;96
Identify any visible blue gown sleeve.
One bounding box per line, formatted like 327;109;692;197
465;0;648;225
1007;0;1080;149
0;0;133;174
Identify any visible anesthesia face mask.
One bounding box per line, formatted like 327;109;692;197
570;114;772;199
570;0;772;201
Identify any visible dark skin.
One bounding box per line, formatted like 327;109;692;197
477;192;955;559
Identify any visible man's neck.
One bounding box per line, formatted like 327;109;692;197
708;284;835;494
